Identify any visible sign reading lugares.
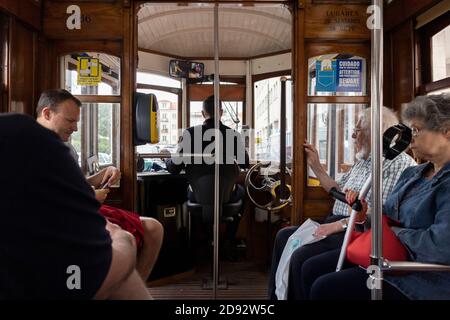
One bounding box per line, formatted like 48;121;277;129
305;4;371;39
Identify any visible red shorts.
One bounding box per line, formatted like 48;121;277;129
99;204;145;248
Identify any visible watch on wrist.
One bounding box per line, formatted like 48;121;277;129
340;218;348;230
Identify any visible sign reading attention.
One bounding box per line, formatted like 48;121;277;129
336;59;362;92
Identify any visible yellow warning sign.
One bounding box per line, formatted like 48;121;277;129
77;57;102;86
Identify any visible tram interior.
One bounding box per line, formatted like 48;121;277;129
134;2;293;299
0;0;450;301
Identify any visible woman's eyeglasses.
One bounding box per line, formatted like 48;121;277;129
411;127;421;137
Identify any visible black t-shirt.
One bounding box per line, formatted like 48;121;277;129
0;114;112;299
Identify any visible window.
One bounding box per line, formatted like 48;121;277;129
307;104;366;181
306;49;369;186
137;72;181;89
136;72;181;154
189;101;204;127
221;101;243;132
61;52;121;173
419;12;450;94
431;24;450;82
254;76;293;162
189;100;244;132
63;54;120;96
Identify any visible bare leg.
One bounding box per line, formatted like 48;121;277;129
136;217;164;280
94;226;151;300
109;269;152;300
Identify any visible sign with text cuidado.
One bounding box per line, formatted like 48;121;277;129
336;59;362;92
77;57;102;86
316;59;362;93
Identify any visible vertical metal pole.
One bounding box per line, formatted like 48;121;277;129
280;78;287;199
370;0;384;300
213;3;220;300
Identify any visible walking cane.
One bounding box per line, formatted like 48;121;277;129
333;123;412;272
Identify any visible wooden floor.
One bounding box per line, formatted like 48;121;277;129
147;261;269;300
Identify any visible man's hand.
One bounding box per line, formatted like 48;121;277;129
304;140;321;171
344;189;368;224
105;220;122;235
101;166;121;186
313;222;342;238
105;220;136;248
94;188;110;203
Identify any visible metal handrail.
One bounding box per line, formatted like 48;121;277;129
382;260;450;272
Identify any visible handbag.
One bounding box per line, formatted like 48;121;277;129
346;215;408;268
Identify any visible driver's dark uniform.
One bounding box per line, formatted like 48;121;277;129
165;118;249;201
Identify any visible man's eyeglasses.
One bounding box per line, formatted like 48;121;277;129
411;127;421;137
352;128;363;135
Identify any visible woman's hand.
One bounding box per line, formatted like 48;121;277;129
313;221;343;238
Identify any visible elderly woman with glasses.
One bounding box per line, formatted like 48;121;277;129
304;94;450;300
268;106;416;300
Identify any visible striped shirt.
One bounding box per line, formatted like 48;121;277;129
333;152;416;216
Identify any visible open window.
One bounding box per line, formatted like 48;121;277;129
60;52;121;174
136;72;182;155
253;74;293;163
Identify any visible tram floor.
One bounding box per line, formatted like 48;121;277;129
147;260;269;300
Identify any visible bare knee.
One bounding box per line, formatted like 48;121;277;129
140;217;164;242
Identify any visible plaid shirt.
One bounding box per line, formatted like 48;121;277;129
333;152;416;216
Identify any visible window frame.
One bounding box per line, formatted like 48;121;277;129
252;70;292;163
60;52;122;174
305;43;370;187
418;11;450;95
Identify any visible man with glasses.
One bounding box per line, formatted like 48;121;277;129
268;106;417;300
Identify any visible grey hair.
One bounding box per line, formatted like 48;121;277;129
358;106;399;133
402;94;450;132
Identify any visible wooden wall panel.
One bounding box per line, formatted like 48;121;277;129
0;13;8;113
0;0;41;30
390;20;415;113
304;3;370;40
384;0;443;31
37;36;56;93
120;4;135;210
9;20;37;115
295;1;371;224
383;31;394;109
293;2;305;225
43;1;123;40
188;84;246;101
